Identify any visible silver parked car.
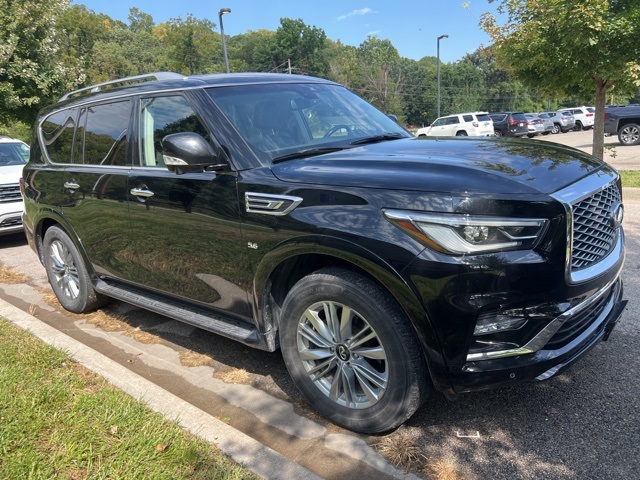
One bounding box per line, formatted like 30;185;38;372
533;113;554;135
541;111;576;134
524;114;546;137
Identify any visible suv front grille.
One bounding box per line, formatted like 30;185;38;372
0;183;22;203
571;182;621;271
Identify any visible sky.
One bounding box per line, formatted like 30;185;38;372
73;1;502;63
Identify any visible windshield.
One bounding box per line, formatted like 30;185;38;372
207;83;410;163
0;142;29;166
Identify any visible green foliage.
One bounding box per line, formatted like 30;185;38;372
478;0;640;158
0;0;82;124
6;1;636;131
155;15;219;75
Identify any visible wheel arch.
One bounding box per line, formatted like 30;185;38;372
253;235;449;389
32;210;94;277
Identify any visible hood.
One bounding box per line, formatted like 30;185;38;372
0;164;25;184
270;137;607;195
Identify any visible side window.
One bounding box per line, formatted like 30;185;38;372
462;115;473;122
79;101;131;166
41;108;78;164
139;96;209;168
447;117;460;125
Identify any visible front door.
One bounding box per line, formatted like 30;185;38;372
127;94;252;318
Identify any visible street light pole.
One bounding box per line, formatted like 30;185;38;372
218;8;231;73
437;34;448;118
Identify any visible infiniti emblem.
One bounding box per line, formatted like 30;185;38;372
611;202;624;229
336;344;350;362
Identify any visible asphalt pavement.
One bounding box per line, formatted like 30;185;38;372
1;131;639;479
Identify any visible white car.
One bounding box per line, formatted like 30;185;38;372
0;136;29;235
416;112;494;137
558;106;595;131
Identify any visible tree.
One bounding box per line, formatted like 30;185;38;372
0;0;81;124
357;36;404;114
477;0;640;159
155;15;218;75
275;18;328;76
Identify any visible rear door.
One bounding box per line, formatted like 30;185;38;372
59;100;134;280
126;93;252;317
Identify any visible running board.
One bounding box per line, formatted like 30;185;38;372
94;279;260;345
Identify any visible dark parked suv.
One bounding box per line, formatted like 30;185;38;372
488;112;529;137
22;73;627;433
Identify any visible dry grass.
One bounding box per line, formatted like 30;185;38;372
125;327;161;344
424;459;465;480
0;266;29;284
179;350;213;367
374;431;424;470
214;368;251;384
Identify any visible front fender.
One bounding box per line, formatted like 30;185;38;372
253;234;451;391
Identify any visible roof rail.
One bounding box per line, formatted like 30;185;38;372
59;72;185;102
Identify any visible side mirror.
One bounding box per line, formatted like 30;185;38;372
387;113;399;123
162;132;226;174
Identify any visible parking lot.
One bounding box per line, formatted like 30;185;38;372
1;131;639;479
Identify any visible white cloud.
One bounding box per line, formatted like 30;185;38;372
338;8;377;21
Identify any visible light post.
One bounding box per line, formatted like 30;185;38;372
436;34;448;118
218;8;231;73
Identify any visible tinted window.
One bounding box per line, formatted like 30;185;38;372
207;83;409;162
446;116;460;125
139;96;209;168
511;113;527;121
41;108;78;164
490;114;506;122
432;118;447;126
462;115;473;122
476;114;491;122
586;107;595;113
0;142;29;166
78;101;130;166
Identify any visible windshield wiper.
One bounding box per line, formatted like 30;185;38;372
272;147;351;163
350;133;406;145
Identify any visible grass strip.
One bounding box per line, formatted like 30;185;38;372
0;318;259;480
620;170;640;188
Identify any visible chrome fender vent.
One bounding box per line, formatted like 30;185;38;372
245;192;302;216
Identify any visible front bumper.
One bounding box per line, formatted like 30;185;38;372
447;278;626;393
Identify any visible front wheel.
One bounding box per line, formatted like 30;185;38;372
618;123;640;146
494;129;503;137
43;226;107;313
279;267;427;433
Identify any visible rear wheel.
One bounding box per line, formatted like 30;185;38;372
618;123;640;146
279;267;427;433
455;131;468;136
43;226;107;313
573;121;583;131
551;124;561;134
494;129;502;137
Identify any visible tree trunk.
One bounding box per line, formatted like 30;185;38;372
592;76;607;160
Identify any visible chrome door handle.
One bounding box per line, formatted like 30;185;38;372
130;187;155;199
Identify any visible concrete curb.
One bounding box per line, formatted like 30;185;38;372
0;298;322;480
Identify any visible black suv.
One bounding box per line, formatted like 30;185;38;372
22;73;627;433
488;111;529;137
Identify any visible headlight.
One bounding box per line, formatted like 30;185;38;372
383;210;548;254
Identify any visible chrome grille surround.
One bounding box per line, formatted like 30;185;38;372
551;171;624;284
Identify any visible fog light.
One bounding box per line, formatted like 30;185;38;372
474;315;528;335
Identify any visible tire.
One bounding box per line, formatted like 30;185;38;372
279;267;427;433
618;123;640;146
573;121;583;131
455;131;468;137
43;225;107;313
494;129;502;137
551;124;561;134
